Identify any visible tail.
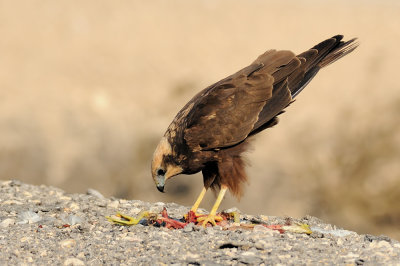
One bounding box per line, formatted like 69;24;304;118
250;35;358;136
290;35;359;98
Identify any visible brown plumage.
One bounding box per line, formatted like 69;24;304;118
151;35;358;225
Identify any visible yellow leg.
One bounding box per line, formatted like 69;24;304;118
190;187;207;212
197;185;228;227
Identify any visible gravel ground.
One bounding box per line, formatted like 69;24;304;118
1;180;399;265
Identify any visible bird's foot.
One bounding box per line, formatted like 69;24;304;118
197;213;224;227
106;211;150;226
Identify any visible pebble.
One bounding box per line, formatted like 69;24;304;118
61;214;83;225
149;206;163;213
224;207;241;213
185;252;199;259
23;191;33;197
60;239;77;248
183;223;194;232
69;202;80;211
86;188;105;199
107;200;119;209
3;200;23;205
0;218;15;227
241;251;256;256
63;258;85;266
60;196;72;201
369;240;393;250
20;236;32;242
255;240;270;250
205;226;214;234
17;211;42;224
120;232;143;242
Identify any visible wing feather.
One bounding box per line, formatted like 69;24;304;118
167;35;358;152
183;50;295;150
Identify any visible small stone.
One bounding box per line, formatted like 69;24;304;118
63;258;85;266
1;180;12;186
107;200;119;209
129;207;142;215
61;215;83;225
17;211;42;224
3;200;23;205
149;206;163;213
241;251;255;256
0;218;15;227
374;251;389;258
86;188;104;199
23;191;32;197
278;254;291;260
69;202;80;211
185;252;199;259
337;238;344;246
369;240;393;250
121;232;143;242
183;223;194;232
60;196;72;201
344;252;359;258
284;244;292;251
377;240;392;249
96;200;107;207
205;226;214;234
224;207;240;213
255;240;269;250
60;239;77;248
20;237;32;243
30;199;41;205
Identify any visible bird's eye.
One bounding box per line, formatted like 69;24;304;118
157;169;165;176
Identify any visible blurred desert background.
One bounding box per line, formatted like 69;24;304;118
1;0;400;239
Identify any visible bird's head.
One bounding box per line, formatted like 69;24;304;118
151;137;183;193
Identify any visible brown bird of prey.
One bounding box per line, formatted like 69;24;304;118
151;35;358;226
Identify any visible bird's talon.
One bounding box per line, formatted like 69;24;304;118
197;214;223;227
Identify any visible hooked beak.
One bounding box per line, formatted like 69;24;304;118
156;174;165;193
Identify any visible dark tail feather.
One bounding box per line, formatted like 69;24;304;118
318;37;359;68
290;35;359;98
